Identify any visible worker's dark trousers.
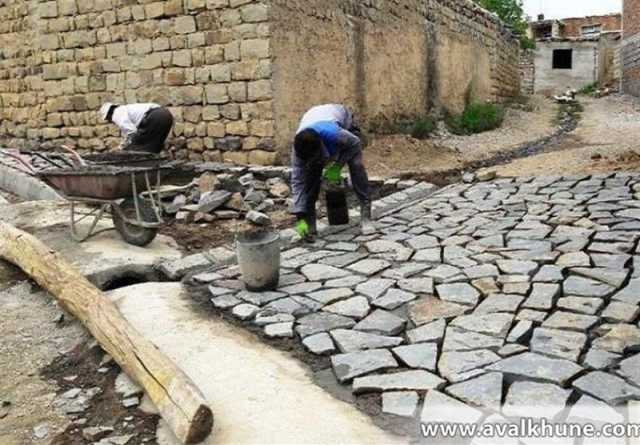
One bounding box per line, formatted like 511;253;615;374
294;150;370;232
125;107;174;154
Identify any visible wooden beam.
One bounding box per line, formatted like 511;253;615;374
0;222;213;444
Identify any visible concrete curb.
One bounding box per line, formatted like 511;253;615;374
0;164;63;202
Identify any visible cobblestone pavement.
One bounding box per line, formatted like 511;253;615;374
202;173;640;436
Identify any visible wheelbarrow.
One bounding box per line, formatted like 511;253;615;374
38;164;170;246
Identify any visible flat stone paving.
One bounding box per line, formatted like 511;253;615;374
203;174;640;434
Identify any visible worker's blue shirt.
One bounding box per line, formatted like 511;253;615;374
301;121;341;156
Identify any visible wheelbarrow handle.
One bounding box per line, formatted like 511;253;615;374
61;145;87;167
0;150;37;176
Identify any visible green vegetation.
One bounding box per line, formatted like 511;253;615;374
369;115;437;140
473;0;533;49
554;101;584;126
446;102;505;135
578;82;599;96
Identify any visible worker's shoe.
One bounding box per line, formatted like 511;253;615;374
360;201;375;235
304;213;318;244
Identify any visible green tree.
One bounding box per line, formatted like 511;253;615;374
474;0;535;49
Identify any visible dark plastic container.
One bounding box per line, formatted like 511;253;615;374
326;188;350;226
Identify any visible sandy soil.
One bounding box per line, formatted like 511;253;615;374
486;94;640;177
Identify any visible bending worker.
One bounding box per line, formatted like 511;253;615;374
100;103;174;154
291;104;372;242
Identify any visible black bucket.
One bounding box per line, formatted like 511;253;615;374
326;188;349;226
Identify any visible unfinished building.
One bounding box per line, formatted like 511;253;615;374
523;14;622;95
623;0;640;96
0;0;520;165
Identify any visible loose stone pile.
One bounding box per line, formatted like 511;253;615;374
201;173;640;435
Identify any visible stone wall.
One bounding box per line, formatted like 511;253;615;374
519;49;535;95
0;0;520;164
622;0;640;96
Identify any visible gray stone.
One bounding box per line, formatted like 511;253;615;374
557;252;591;267
436;283;480;306
563;276;615;298
211;294;241;309
302;333;335;355
264;322;294;338
572;268;630;288
122;397;140;408
355;279;395;300
502;282;531;295
592;325;640;353
263;298;307;316
323;296;370;319
296;313;356;338
198;190;232;212
307;288;354;305
397;277;434;294
475;294;524;314
591;254;631;269
573;371;640;405
426;264;462;282
543;311;599;332
354;310;406;336
254;312;295;326
557;297;604;315
602;301;640;323
246;210;271;226
499;343;528;357
589;242;634;254
82;426;114;442
583;349;621;370
503;381;571;419
237;290;286;306
115;373;142;399
330;349;398;383
497;260;538;276
330;329;402;353
392;343;438;371
279;282;322;295
407;319;446;344
523;283;560;310
208;285;234;297
301;264;350;281
618;353;640;387
446;372;503;412
516;309;547;323
443;327;504;352
373;289;417;310
533;265;564;283
413;248;442;263
438;350;501;382
567;395;625;427
450;313;513;338
193;271;223;284
232;303;259;320
420;390;484;424
487;352;583;385
406;235;439;250
464;264;499;279
409;297;469;326
612;278;640;304
319;252;368;268
325;275;367;288
530;327;587;361
353;370;446;394
348;259;391;276
382;263;430;280
507;320;534;344
381;392;419;418
472;277;500;295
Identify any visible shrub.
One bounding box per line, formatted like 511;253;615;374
369;114;436;139
578;82;598;96
409;117;437;139
446;102;505;135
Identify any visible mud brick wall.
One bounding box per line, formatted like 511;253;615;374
0;0;520;164
623;0;640;96
562;14;622;38
519;49;535;95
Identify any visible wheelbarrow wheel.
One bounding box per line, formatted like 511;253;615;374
112;197;159;247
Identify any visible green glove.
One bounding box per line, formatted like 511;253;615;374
323;163;343;185
295;219;310;238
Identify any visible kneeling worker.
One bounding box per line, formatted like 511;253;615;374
100;103;174;154
291;104;372;242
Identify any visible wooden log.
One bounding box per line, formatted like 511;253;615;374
0;222;213;444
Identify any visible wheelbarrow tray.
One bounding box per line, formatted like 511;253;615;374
39;166;165;200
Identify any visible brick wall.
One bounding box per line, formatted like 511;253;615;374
562;14;622;38
0;0;520;164
623;0;640;96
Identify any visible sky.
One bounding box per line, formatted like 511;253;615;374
522;0;622;20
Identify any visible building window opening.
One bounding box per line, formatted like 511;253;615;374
553;49;573;69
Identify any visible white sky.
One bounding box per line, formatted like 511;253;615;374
523;0;621;20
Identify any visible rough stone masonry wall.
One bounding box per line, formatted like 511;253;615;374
0;0;277;165
623;0;640;96
0;0;519;164
519;49;535;95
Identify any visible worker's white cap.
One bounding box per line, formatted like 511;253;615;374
99;103;115;121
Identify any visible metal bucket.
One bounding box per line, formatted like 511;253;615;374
236;229;281;292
